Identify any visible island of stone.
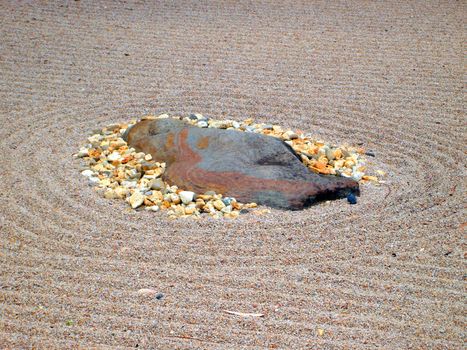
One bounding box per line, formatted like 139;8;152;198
123;118;359;209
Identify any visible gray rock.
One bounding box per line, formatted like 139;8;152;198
124;118;359;210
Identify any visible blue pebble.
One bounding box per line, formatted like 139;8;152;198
155;293;164;300
222;197;233;206
347;193;357;204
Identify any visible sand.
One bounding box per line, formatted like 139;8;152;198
0;1;464;349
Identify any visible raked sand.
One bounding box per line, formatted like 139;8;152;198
0;1;464;349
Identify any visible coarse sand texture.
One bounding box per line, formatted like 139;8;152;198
0;1;464;349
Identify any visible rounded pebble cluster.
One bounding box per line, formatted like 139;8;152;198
75;113;380;219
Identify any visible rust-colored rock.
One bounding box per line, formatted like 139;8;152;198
123;118;359;209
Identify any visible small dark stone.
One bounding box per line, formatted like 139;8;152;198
391;253;397;257
155;293;164;300
124;53;130;56
365;151;376;157
240;209;250;214
347;193;357;204
189;113;198;120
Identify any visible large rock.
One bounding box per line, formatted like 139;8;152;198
123;118;359;209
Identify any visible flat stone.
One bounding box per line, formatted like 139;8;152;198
123;118;359;209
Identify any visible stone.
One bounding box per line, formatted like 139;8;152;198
123;118;359;210
114;187;129;199
169;193;181;204
137;288;157;296
145;205;160;212
213;199;226;211
284;130;298;140
129;191;145;208
347;193;357;204
179;191;195;205
221;205;232;214
184;204;197;215
108;151;122;162
81;169;94;177
222;197;234;206
88;176;100;184
104;189;118;199
78;147;89;158
150;178;166;191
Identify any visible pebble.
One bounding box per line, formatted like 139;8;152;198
173;205;185;216
129;191;145;208
179;191;195;205
197;121;208;128
137;288;157;296
114;187;129;199
150;178;166;191
145;205;160;212
81;169;94;177
213;199;226;211
351;171;364;182
103;189;118;199
326;148;336;161
347;193;357;204
221;205;232;214
121;180;138;188
88;177;100;184
108;151;122;162
184;204;197;215
284;130;298;140
222;197;234;206
155;293;164;300
169;193;181;205
78;147;89;158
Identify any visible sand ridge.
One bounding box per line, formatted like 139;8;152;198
0;1;465;349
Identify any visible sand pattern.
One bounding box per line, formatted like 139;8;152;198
0;1;464;348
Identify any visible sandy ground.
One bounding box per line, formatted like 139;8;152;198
0;1;465;349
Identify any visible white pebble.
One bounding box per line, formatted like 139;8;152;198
81;169;94;177
78;147;89;158
137;288;157;296
108;151;122;161
179;191;195;205
145;205;160;212
351;172;364;181
88;176;100;184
